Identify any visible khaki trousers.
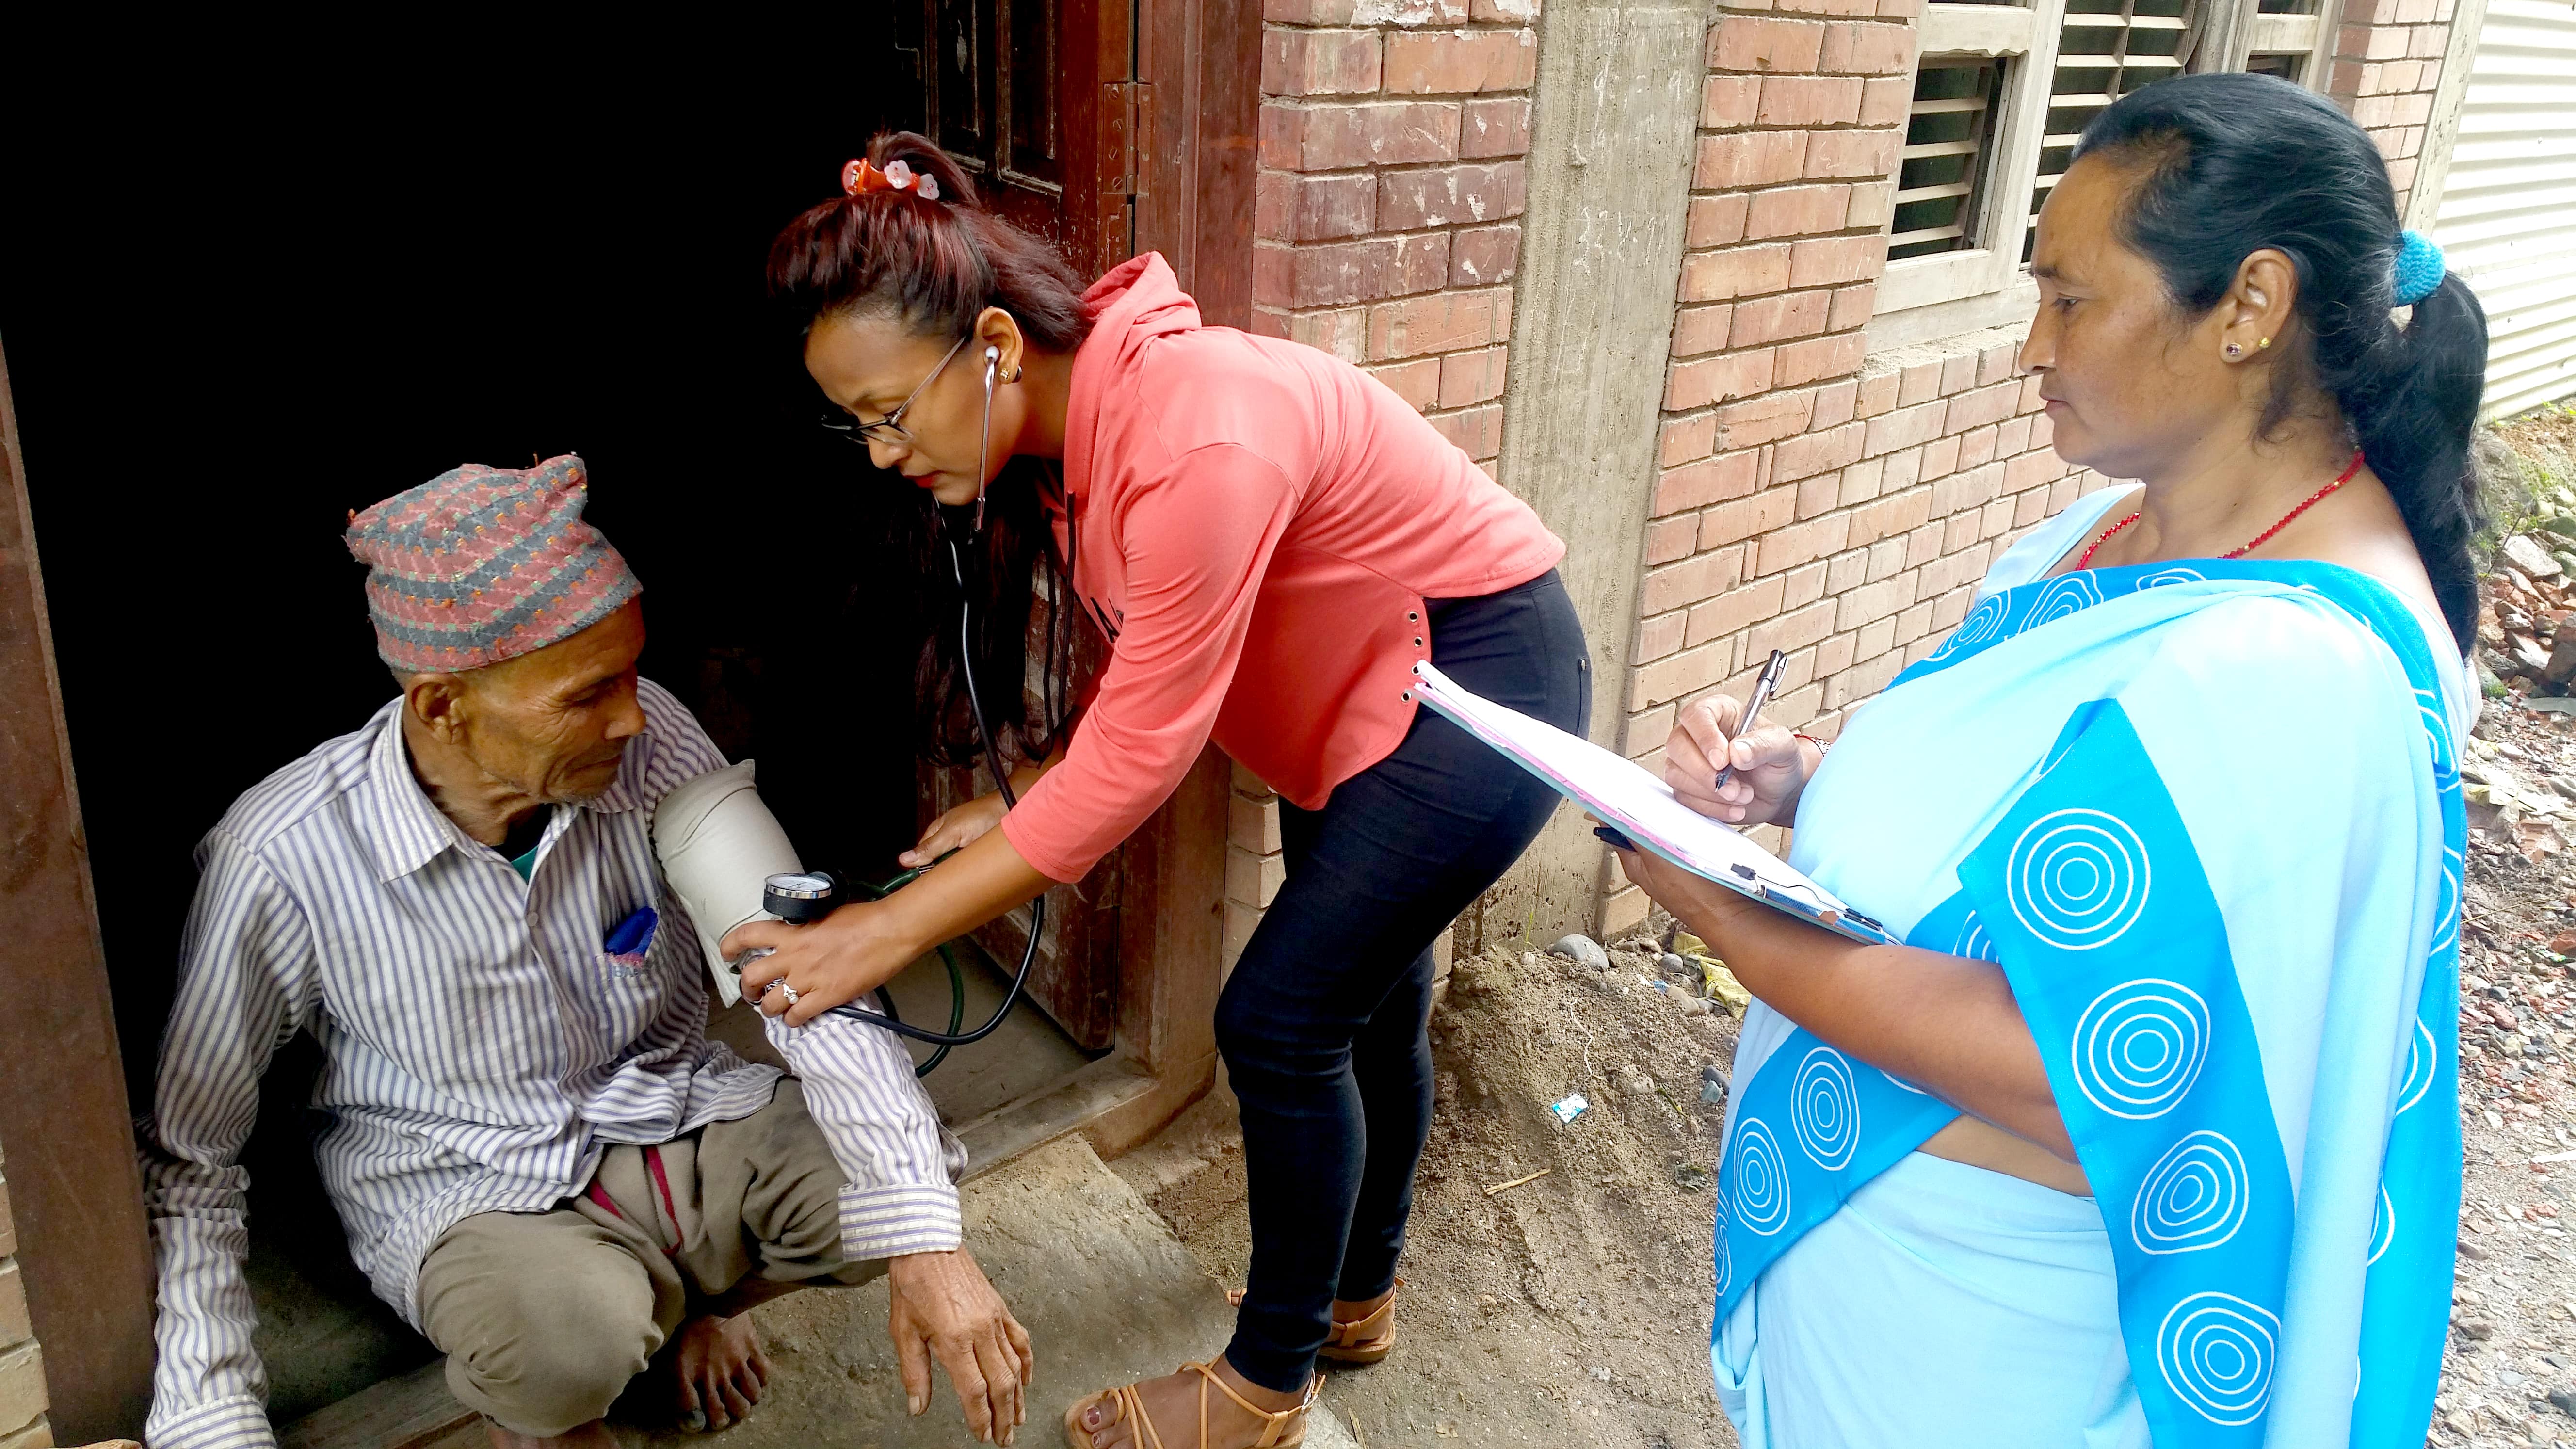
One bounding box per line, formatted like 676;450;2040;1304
415;1081;884;1436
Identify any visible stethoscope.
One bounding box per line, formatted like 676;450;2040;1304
760;342;1046;1054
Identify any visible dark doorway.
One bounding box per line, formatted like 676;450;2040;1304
0;15;1118;1426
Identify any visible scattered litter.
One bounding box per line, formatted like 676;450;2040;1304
1547;934;1609;971
1671;931;1753;1018
1548;1094;1590;1125
1485;1168;1554;1196
1701;1064;1729;1104
1674;1163;1712;1192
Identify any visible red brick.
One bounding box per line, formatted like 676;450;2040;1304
1825;544;1871;594
1645;515;1700;567
1255;171;1292;241
1976;339;2019;386
1266;0;1360;21
1450;224;1520;287
1846;180;1896;231
1439;345;1510;407
1998;414;2035;455
1773;331;1867;388
1714;390;1816;449
1286;306;1368;361
1947;379;2018;431
1790;235;1884;288
1636;608;1687;663
1814;377;1859;430
1745;598;1839;658
1263;30;1385;96
1745;184;1852;240
1708;16;1828;72
1956;424;1998;471
1795;471;1841;519
1368;289;1502;360
1729;290;1833;348
1642;547;1750;614
1461;97;1534;158
1656;449;1763;513
1838;457;1886;508
1666;349;1778;410
1631;642;1734;711
1673;304;1735;358
1930;458;2002;515
1863;398;1945;458
1918;432;1962;481
1804;129;1900;180
1263;101;1462;170
1383;29;1537;94
1829;282;1878;333
1758;76;1865;127
1819;20;1916;73
1774;420;1865;482
1849;485;1932;547
2004;449;2066;493
1937;348;1979;395
1289;233;1452;307
1685;577;1789;648
1661;415;1719;468
1431;403;1505;459
1859;75;1912;126
1379;161;1528;229
1703;485;1803;550
1703;75;1763;129
1697;131;1810;190
1686;194;1753;248
1680;244;1794;301
1835;573;1919;631
1276;172;1378;240
1369;357;1441;410
1250;306;1294;340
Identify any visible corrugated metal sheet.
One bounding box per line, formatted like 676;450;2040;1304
2433;0;2576;419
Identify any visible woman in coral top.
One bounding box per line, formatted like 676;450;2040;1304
732;134;1588;1449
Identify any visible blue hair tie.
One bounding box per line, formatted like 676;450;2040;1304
2393;229;2446;306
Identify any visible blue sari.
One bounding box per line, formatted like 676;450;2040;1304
1709;491;2466;1448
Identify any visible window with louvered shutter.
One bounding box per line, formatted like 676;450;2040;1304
2025;0;2201;261
1893;59;2011;259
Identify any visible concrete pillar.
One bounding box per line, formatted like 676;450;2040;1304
1472;0;1714;950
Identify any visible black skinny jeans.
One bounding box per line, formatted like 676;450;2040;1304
1216;569;1590;1393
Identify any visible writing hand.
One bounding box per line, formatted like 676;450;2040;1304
1667;695;1818;827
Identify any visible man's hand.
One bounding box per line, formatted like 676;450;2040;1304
886;1247;1034;1446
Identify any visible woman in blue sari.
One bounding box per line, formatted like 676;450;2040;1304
1611;74;2486;1447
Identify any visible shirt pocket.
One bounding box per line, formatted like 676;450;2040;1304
600;906;660;978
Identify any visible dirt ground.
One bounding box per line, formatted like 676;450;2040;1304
1112;941;1744;1449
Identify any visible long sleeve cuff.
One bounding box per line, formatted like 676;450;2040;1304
839;1181;964;1261
149;1392;276;1449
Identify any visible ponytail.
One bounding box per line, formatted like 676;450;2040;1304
2077;73;2490;649
766;132;1095;765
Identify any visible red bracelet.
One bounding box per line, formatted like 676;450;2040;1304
1794;732;1829;754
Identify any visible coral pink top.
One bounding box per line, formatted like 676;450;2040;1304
998;255;1564;882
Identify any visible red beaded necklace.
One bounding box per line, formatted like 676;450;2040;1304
2073;450;2367;570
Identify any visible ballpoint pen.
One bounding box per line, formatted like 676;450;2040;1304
1713;648;1789;791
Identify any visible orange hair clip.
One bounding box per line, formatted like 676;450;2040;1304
841;158;941;202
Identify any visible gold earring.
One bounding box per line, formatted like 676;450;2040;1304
2256;337;2271;350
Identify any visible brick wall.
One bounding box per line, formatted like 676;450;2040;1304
2321;0;2461;208
1233;0;1541;965
0;1140;52;1449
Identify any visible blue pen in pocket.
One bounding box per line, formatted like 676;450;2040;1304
603;906;659;969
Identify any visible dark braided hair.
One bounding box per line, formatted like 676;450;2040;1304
2076;72;2489;649
766;132;1094;764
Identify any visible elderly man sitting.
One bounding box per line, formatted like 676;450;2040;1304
140;458;1030;1449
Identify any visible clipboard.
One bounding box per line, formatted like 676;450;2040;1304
1409;661;1890;945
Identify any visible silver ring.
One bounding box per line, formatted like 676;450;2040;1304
779;983;800;1007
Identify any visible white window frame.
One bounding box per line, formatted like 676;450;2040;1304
1868;0;2343;350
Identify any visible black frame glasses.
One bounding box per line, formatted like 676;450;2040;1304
820;331;974;448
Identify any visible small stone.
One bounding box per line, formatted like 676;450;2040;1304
2461;1316;2500;1340
2512;535;2568;579
2552;1388;2576;1423
2463;1238;2493;1260
1659;951;1690;977
1589;1366;1612;1384
1548;934;1610;971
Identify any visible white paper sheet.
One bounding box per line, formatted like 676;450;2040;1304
1410;662;1888;944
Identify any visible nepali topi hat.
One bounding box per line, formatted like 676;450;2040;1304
345;454;642;673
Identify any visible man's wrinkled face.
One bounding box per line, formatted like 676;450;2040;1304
437;599;649;802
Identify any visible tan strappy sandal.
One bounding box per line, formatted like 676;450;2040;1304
1062;1361;1320;1449
1224;1277;1402;1365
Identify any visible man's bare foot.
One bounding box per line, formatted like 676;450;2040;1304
483;1420;619;1448
1073;1358;1308;1449
666;1311;774;1432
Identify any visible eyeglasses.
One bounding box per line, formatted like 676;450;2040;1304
820;331;973;448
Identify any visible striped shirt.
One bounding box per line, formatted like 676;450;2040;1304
140;680;965;1449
